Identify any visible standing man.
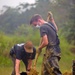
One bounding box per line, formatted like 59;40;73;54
30;14;62;75
10;41;36;75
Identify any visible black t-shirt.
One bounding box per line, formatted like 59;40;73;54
40;23;61;53
11;43;36;63
40;23;57;45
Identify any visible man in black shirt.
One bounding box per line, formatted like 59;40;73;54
10;41;36;75
30;14;62;75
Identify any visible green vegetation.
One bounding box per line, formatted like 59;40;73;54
0;0;75;44
0;31;75;75
0;0;75;75
59;36;75;72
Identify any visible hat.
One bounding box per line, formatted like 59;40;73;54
24;41;33;53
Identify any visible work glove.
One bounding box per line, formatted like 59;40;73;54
48;11;53;19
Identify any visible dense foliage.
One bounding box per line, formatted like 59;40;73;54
0;32;75;72
0;0;75;44
0;0;75;74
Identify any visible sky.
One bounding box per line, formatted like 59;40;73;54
0;0;35;10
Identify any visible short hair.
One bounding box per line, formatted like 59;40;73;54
30;14;42;25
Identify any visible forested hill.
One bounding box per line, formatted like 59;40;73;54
0;0;74;33
0;0;75;44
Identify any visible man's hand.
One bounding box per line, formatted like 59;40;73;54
26;70;30;75
33;66;36;70
16;73;20;75
37;47;42;55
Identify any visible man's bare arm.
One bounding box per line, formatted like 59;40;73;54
15;59;20;75
27;59;32;71
47;11;58;31
39;34;48;50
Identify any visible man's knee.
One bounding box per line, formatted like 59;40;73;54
44;60;55;75
48;57;59;68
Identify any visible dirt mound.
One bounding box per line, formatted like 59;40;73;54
63;72;72;75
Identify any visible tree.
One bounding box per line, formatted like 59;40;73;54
61;0;75;45
67;4;75;45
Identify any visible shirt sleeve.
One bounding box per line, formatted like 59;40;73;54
31;47;36;60
40;26;48;37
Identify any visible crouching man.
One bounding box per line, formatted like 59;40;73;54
10;41;36;75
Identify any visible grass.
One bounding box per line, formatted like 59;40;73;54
0;67;12;75
59;36;75;73
0;51;74;75
0;34;75;75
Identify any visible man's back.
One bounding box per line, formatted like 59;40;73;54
10;43;36;61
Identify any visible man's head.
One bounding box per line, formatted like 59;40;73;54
30;14;45;27
24;41;33;53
